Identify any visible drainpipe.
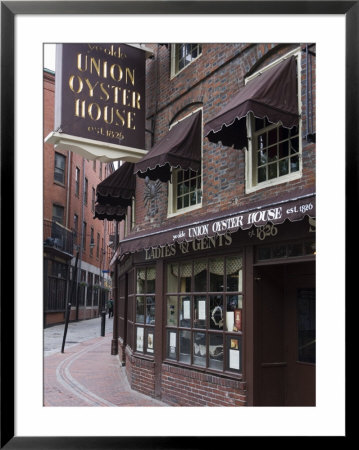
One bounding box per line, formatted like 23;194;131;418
111;220;119;355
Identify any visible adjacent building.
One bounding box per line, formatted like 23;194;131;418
43;68;115;327
108;43;316;406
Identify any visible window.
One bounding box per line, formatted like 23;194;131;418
165;256;243;374
170;169;202;214
92;187;95;212
96;232;100;258
75;167;80;196
135;266;156;355
171;44;202;77
54;152;66;184
93;160;96;171
90;227;94;256
168;109;203;216
99;162;103;180
84;178;88;205
245;51;302;192
52;204;64;225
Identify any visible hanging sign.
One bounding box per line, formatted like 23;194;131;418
54;43;146;149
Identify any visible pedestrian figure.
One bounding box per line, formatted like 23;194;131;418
108;298;114;318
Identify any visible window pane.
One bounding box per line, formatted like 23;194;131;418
287;243;303;257
194;295;206;328
136;270;145;294
226;295;243;332
258;166;266;183
167;330;177;360
297;288;315;363
268;163;277;179
194;260;207;291
257;246;271;260
272;245;286;258
193;332;206;367
290;155;299;172
146;296;155;324
167;264;179;292
136;327;144;352
146;267;156;291
290;135;299;153
147;330;154;354
136;297;145;323
257;149;267;166
279;159;289;176
268;146;278;162
209;334;223;370
180;296;191;327
167;296;178;326
210;295;223;330
179;330;191;363
226;256;242;291
279;141;289;158
268;127;277;146
209;258;224;292
226;335;242;372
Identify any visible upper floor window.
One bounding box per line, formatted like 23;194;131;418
84;178;88;205
54;152;65;184
245;50;302;193
167;109;203;217
75;167;80;196
171;169;202;213
52;204;64;225
171;44;202;77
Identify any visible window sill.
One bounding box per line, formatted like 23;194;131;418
53;181;65;188
167;202;202;219
246;171;302;194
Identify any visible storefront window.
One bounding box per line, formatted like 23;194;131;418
135;266;156;354
165;255;243;375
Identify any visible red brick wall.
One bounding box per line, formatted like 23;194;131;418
133;43;316;234
161;364;246;407
125;349;156;398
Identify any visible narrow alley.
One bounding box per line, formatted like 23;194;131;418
43;318;166;407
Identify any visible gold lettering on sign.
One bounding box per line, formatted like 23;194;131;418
67;45;142;139
145;232;233;261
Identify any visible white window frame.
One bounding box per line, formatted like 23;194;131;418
167;107;203;218
245;48;302;194
170;44;202;79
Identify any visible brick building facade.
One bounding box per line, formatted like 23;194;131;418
43;69;115;326
97;42;316;407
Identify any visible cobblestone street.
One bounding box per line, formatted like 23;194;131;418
44;318;166;407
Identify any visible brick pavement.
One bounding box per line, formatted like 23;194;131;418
44;332;167;407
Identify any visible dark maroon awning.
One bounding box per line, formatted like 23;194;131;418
94;204;127;222
117;191;315;256
134;110;202;182
204;56;299;149
94;162;135;221
96;162;135;206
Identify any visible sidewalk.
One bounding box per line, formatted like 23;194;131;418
44;320;167;407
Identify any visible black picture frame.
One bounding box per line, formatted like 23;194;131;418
1;1;355;447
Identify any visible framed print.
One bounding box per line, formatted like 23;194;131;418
2;0;355;446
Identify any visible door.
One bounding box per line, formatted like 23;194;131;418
254;262;315;406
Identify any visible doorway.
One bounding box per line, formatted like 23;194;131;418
253;261;315;406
